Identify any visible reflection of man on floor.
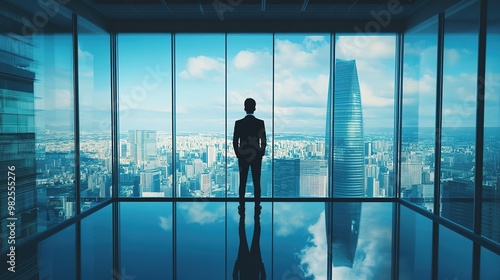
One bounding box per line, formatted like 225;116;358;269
233;98;266;201
233;202;266;280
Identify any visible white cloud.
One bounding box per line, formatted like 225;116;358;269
274;203;313;237
403;74;436;97
179;55;225;79
336;36;396;60
53;89;72;110
158;215;172;231
232;50;270;70
299;204;393;280
305;36;325;42
178;202;225;224
299;211;328;280
444;48;460;66
359;82;394;108
274;38;329;70
78;46;94;78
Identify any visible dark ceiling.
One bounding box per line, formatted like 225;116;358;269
3;0;464;32
82;0;424;20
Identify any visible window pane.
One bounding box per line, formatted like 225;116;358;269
273;202;327;278
330;202;392;278
38;225;76;279
438;225;472;279
399;205;432;279
482;0;500;244
227;34;272;198
480;247;500;279
120;202;173;279
176;202;225;279
440;1;479;230
335;35;396;197
77;17;111;209
0;0;74;253
274;34;330;198
401;19;438;212
82;204;112;280
118;34;172;197
175;34;225;198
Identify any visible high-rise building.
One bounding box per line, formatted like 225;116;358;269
193;158;205;176
274;159;300;197
325;59;364;268
206;145;216;168
199;172;210;196
300;160;327;197
328;59;365;198
441;179;474;230
400;163;425;188
0;28;38;251
139;169;161;195
128;130;157;168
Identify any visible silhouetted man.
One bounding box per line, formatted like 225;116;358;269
233;202;266;280
233;98;266;201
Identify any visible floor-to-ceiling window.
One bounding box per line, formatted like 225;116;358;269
175;34;225;198
482;0;500;245
440;0;480;230
0;1;77;252
117;34;173;198
274;34;330;198
334;34;397;198
77;16;111;209
226;34;273;198
401;17;438;211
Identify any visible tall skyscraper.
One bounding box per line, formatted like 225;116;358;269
206;145;216;168
139;169;161;195
328;59;365;198
0;25;38;251
300;160;327;196
128;130;157;168
325;59;364;268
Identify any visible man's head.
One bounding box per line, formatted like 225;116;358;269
244;98;256;114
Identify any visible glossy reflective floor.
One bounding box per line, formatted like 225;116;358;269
4;202;500;280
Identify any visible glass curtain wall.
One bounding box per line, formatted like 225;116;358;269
77;17;111;210
114;33;398;198
334;35;396;198
226;34;273;198
0;1;75;251
174;34;225;198
440;0;480;230
401;18;438;211
482;0;500;244
117;34;172;198
273;34;330;198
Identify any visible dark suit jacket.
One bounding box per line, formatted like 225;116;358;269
233;115;266;162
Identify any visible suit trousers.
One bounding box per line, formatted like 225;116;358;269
238;158;262;200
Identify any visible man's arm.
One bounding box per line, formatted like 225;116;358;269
233;122;239;158
259;121;266;158
233;260;239;280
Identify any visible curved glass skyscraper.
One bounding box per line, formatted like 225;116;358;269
325;59;364;269
328;59;365;198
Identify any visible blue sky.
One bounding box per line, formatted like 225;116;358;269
115;33;398;133
35;30;499;133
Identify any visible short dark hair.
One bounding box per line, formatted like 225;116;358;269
244;98;256;113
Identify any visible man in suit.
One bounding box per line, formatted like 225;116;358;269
233;98;266;201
